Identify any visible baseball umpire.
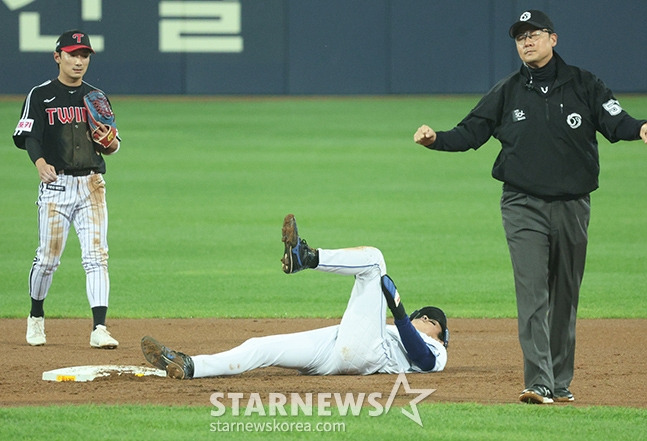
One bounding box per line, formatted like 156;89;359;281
13;30;120;348
413;10;647;404
141;214;449;379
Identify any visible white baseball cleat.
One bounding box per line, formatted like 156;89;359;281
26;315;46;346
90;325;119;349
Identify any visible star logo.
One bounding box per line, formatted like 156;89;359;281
384;373;435;427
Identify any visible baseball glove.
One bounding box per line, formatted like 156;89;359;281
83;90;117;148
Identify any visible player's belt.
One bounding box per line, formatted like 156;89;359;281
57;169;98;176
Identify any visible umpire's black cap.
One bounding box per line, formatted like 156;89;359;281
56;30;95;53
509;10;555;38
410;306;449;348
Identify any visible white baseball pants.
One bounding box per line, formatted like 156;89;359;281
29;173;110;308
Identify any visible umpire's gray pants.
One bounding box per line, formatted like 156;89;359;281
501;191;590;391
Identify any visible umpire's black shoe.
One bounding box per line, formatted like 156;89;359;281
281;214;318;274
519;384;554;404
553;387;575;402
141;336;194;379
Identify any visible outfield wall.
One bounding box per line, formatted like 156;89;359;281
1;0;645;95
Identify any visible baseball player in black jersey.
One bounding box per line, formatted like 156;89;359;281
13;30;120;349
414;10;647;404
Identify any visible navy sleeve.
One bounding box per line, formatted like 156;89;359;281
394;317;436;372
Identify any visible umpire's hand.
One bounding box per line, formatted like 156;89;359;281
414;125;437;146
640;122;647;144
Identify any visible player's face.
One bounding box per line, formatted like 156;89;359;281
411;315;443;342
515;25;557;69
54;49;92;86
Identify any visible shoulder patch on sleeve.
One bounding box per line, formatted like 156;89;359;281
14;118;34;135
602;99;622;116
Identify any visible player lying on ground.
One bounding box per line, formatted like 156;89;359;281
141;214;449;379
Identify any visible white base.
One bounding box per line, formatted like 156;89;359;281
42;365;166;382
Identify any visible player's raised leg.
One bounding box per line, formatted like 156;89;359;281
281;214;392;374
320;246;392;374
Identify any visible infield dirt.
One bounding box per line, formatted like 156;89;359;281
1;318;645;407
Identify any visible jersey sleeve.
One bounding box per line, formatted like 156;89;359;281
13;84;47;150
588;75;647;143
25;136;45;163
430;79;505;152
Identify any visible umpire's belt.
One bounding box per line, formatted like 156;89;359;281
57;169;98;176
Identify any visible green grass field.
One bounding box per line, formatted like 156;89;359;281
1;95;646;440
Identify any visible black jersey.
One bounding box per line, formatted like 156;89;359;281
429;52;647;199
13;79;110;174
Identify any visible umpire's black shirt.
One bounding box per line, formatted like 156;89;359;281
428;52;646;200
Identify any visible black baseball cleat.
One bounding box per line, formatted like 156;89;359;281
519;384;554;404
281;214;318;274
553;387;575;402
141;336;194;379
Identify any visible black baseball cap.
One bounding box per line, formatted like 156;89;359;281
55;30;94;53
410;306;449;348
509;10;555;38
